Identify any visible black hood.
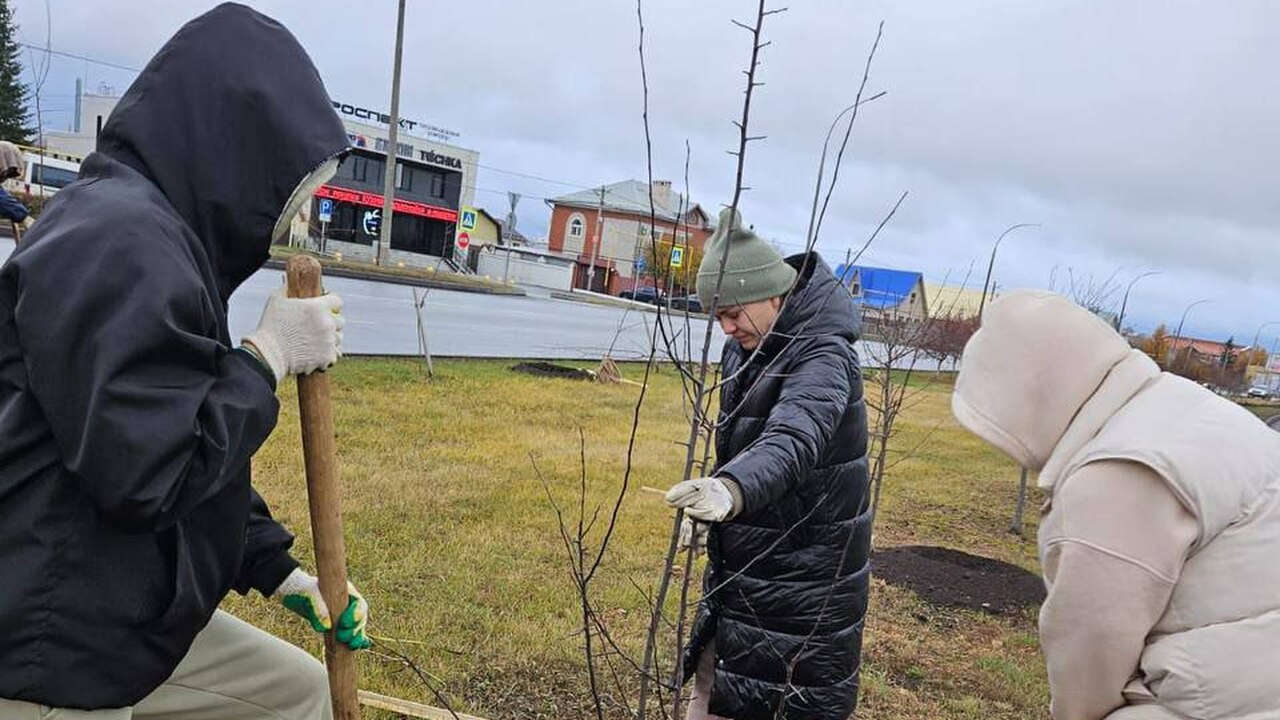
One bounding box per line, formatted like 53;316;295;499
96;3;348;301
754;253;861;358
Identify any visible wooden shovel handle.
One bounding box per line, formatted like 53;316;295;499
286;255;361;720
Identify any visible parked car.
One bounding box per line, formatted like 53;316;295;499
668;295;704;314
619;287;665;305
1247;386;1271;399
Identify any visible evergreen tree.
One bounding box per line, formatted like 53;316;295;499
0;0;31;145
1220;336;1236;369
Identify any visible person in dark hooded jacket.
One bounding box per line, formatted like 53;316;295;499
0;5;371;718
664;208;871;720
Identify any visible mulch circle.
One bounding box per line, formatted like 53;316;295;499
873;545;1045;615
511;361;594;381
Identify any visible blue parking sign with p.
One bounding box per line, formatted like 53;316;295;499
318;198;334;223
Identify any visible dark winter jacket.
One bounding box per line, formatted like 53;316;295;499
685;253;871;720
0;4;348;709
0;188;28;223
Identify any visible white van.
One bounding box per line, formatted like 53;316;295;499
15;147;83;197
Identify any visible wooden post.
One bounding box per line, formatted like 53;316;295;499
286;256;361;720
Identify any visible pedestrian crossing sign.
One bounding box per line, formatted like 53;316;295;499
670;246;685;268
461;208;478;231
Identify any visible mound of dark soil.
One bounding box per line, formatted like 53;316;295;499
511;361;594;381
874;545;1045;615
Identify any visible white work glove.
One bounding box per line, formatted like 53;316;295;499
678;516;709;555
19;215;33;231
665;476;739;522
273;568;371;651
242;288;344;382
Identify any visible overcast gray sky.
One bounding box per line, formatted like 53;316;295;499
13;1;1280;343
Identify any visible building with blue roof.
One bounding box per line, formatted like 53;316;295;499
833;263;929;321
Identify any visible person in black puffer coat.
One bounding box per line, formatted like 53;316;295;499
664;208;871;720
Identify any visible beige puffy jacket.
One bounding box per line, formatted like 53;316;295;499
954;291;1280;720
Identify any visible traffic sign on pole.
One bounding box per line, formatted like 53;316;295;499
318;198;334;223
670;246;685;268
457;232;471;251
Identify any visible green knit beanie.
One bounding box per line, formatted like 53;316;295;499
696;207;797;310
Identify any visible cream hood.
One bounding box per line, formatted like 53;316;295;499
952;291;1139;471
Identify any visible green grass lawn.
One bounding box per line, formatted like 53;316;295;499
225;359;1050;719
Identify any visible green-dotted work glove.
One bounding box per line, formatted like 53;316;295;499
273;568;372;650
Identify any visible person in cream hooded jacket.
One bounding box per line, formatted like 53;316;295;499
952;290;1280;720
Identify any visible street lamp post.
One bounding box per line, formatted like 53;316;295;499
1115;270;1161;332
1249;321;1280;369
805;99;870;248
978;223;1039;319
1170;299;1211;372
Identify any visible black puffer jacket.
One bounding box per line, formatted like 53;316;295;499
684;253;871;720
0;4;348;708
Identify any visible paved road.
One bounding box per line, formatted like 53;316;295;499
1;238;926;366
0;238;718;361
230;268;722;361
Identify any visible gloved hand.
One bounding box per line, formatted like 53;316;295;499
242;288;344;382
678;516;709;555
19;215;33;231
273;568;371;651
664;476;740;522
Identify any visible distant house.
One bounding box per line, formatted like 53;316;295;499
924;282;986;319
467;208;503;247
1168;336;1249;365
834;264;928;322
546;179;714;294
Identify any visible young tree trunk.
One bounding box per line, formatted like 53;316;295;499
1009;467;1029;537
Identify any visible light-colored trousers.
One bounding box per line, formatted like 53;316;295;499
1105;706;1187;720
0;610;331;719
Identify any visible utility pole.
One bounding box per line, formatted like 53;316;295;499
585;186;605;293
503;192;520;284
376;0;407;266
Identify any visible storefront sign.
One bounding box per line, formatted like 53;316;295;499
418;149;463;170
362;209;380;236
370;137;464;170
316;185;459;223
333;101;461;143
334;101;420;133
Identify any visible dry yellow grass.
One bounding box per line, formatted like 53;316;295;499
224;359;1050;719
